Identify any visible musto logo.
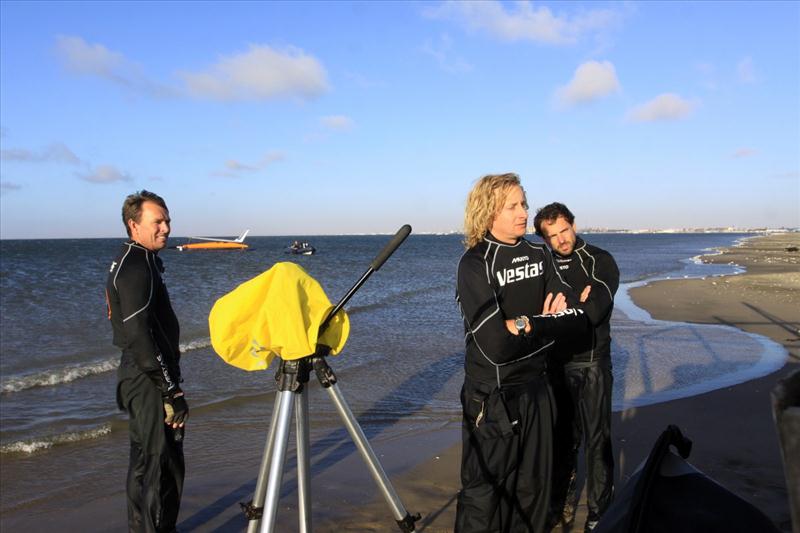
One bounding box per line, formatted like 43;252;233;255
497;260;543;286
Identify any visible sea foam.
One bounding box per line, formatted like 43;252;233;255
0;424;112;454
1;336;210;393
1;358;119;393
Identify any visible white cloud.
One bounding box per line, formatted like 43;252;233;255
179;45;329;102
424;0;620;45
225;160;259;172
627;93;696;122
79;165;132;184
213;150;286;178
55;37;327;102
55;35;125;77
54;35;173;97
737;56;757;84
556;60;620;106
261;151;285;165
320;115;355;131
731;147;757;158
421;34;473;73
1;181;22;191
1;142;81;164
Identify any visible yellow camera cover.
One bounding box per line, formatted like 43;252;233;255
209;262;349;371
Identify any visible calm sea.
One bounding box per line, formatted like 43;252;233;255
0;233;786;521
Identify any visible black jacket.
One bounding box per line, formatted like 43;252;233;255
551;236;619;364
456;233;590;387
106;241;181;395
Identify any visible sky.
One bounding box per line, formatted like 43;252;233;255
1;1;798;239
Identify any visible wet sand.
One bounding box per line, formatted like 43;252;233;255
3;233;797;532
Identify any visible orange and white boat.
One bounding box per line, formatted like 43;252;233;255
175;230;250;251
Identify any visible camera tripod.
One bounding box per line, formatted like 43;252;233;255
241;225;420;533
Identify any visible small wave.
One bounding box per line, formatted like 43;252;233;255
180;337;211;352
687;252;745;276
1;358;119;393
1;424;112;454
1;337;210;394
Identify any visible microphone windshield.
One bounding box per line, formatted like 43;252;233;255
370;224;411;271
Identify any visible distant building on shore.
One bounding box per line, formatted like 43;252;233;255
580;227;799;234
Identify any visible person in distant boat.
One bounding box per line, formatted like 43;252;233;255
106;190;187;533
455;174;589;533
534;202;619;533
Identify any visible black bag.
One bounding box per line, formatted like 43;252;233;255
595;424;779;533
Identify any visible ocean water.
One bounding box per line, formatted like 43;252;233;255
0;232;787;520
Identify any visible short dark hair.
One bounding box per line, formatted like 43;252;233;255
533;202;574;237
121;190;168;237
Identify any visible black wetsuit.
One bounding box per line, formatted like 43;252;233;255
106;240;184;533
455;233;590;533
548;236;619;527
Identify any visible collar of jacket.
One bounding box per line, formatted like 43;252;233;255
483;232;524;247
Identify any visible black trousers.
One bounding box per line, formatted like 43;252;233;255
455;375;554;533
118;373;185;533
550;360;614;522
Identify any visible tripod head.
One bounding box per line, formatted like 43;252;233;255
209;225;412;372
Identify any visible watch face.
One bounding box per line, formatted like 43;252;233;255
515;317;526;330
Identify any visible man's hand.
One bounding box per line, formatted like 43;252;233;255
163;390;188;429
580;285;591;303
542;292;567;314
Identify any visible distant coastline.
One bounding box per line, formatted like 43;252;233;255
579;227;798;234
1;227;798;241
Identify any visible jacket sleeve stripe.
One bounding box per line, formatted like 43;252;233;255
122;251;154;323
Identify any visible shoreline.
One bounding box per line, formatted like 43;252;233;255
326;232;799;532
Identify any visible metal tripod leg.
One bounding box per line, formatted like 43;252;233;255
259;389;295;533
326;383;411;522
312;355;420;532
296;387;312;533
245;354;418;532
246;392;284;533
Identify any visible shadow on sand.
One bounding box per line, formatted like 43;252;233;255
178;350;463;532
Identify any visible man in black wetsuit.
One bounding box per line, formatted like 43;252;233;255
534;202;619;533
455;174;590;533
106;190;188;533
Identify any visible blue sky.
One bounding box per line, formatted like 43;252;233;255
1;1;798;239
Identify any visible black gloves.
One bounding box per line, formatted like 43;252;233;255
163;389;189;427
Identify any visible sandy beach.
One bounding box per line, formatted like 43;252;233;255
323;232;800;532
3;233;797;532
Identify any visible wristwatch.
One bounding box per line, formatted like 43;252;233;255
514;315;529;335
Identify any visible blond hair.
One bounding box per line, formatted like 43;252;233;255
463;173;524;249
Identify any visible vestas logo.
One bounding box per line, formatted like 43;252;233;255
542;308;584;318
511;255;529;264
497;260;544;287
